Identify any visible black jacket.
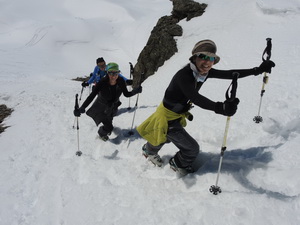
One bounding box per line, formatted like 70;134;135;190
80;76;137;125
163;64;258;113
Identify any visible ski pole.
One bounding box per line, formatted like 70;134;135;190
79;86;84;101
127;62;134;110
128;72;143;136
74;94;82;156
210;72;239;195
253;38;272;123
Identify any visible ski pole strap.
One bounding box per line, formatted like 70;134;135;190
75;94;79;110
262;38;272;62
225;72;239;101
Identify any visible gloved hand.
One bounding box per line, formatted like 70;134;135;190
214;98;240;117
132;86;142;94
73;107;85;117
81;81;89;87
255;60;275;75
126;79;133;85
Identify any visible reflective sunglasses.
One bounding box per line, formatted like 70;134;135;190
197;53;215;62
107;71;120;76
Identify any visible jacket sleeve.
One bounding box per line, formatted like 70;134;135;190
118;73;128;81
118;78;136;97
209;67;260;79
177;72;216;111
80;81;101;109
87;66;98;84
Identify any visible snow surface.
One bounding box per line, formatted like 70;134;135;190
1;0;300;224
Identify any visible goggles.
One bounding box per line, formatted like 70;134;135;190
197;53;215;62
107;71;120;76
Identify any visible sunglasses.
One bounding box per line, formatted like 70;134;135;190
107;71;120;76
197;53;215;62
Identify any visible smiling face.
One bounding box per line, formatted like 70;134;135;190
107;71;119;84
195;55;214;74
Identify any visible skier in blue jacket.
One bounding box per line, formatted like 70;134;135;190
82;57;132;87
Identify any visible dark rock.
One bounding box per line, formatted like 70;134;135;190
172;0;207;21
133;16;182;86
0;104;13;133
132;0;207;87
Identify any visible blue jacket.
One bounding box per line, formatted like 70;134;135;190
88;66;128;85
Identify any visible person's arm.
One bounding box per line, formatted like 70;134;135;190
174;72;216;111
209;68;258;79
180;78;238;116
119;73;134;85
118;78;141;97
118;73;128;81
80;81;102;109
209;60;275;79
87;66;99;84
175;71;236;115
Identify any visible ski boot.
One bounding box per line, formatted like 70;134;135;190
169;157;194;176
142;144;163;167
100;135;109;142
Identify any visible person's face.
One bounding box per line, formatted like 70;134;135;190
195;54;215;74
98;62;106;71
107;71;119;82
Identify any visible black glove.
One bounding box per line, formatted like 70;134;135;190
132;86;142;94
255;60;275;75
126;79;133;85
73;107;85;117
81;81;89;87
215;98;240;117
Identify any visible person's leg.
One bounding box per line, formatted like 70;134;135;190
142;142;165;167
112;100;122;117
167;120;200;168
143;142;164;155
98;117;114;140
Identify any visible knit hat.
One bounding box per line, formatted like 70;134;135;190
96;57;105;64
191;40;220;64
106;62;119;72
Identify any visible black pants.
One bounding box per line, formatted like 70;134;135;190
145;119;199;168
97;117;114;137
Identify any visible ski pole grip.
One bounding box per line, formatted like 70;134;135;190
129;62;134;78
225;72;239;101
75;94;79;110
262;38;272;62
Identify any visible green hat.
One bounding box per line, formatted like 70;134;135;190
106;62;119;72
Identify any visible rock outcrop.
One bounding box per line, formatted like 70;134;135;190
133;0;207;87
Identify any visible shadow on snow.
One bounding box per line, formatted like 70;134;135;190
115;105;158;117
103;112;299;201
187;143;298;201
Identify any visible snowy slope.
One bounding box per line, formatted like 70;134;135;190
0;0;300;224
